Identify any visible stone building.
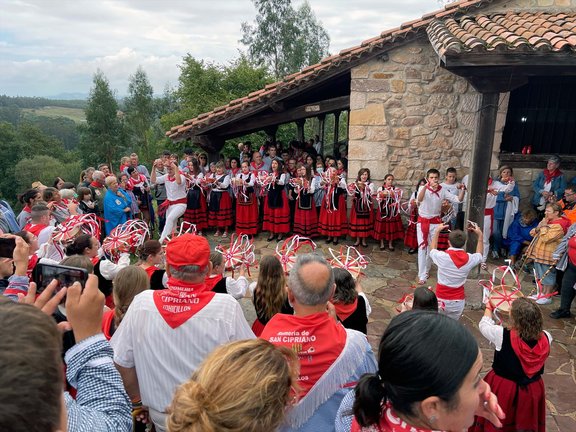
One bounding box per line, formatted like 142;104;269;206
168;0;576;218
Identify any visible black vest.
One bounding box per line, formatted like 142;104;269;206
493;328;545;386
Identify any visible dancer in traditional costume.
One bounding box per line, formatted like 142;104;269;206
373;174;404;251
262;160;290;242
348;168;375;248
234;161;259;236
182;158;208;235
292;163;318;238
404;178;426;254
208;162;233;237
137;240;166;290
416;169;464;284
430;223;484;320
152;159;187;243
331;268;371;334
205;252;249;299
319;167;348;245
471;298;550;432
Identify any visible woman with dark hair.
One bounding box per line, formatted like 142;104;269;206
292;163;319;238
43;187;73;224
349;168;375;248
183;158;208;235
137;239;166;290
17;188;42;228
331;268;371;334
228;157;241;178
127;166;151;223
263;159;291;241
412;286;439;312
249;255;293;336
472;298;551;432
53;177;65;190
335;311;504;432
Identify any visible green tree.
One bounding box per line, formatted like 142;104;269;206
16;122;65;159
80;70;123;167
124;67;155;160
240;0;330;79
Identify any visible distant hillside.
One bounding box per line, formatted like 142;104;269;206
22;106;86;123
0;94;87;110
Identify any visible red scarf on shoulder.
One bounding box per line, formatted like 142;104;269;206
260;312;347;397
510;330;550;378
153;277;215;329
351;402;434;432
333;299;358;321
543;168;562;184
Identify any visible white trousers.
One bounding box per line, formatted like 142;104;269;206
483;214;492;263
438;298;465;320
159;203;186;242
416;222;440;282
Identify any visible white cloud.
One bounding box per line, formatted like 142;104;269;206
0;0;441;97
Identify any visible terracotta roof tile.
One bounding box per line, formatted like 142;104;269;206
166;0;499;141
428;12;576;56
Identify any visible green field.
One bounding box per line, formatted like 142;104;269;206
22;106;86;123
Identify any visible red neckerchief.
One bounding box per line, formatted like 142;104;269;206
26;254;39;280
101;309;115;341
153;277;215;329
510;330;550;378
128;174;147;189
445;248;470;268
250;161;264;172
543;168;562;184
260;312;347;397
425;183;442;198
90;180;103;188
91;256;100;266
550;216;571;234
230;168;240;177
23;205;32;213
333;298;358;321
143;265;159;279
351;402;434;432
23;223;48;237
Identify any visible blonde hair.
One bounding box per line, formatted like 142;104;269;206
252;255;286;321
167;339;298;432
112;266;150;327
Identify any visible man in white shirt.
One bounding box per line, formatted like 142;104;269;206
151;160;187;243
111;234;255;432
430;223;484;320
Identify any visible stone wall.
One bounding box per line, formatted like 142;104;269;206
348;38;508;193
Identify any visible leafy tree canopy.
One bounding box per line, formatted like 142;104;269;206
240;0;330;79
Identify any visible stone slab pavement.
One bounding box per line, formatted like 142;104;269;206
207;234;576;431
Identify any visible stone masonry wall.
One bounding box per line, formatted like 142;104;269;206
348;37;508;193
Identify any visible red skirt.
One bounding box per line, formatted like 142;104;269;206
319;195;348;237
404;208;418;249
293;205;319;238
262;192;290;233
183;191;208;230
437;231;449;251
208;192;233;228
236;193;259;235
469;370;546;432
349;203;374;238
373;210;404;241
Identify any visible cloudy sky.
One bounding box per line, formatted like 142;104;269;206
0;0;444;98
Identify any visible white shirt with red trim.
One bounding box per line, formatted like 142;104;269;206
155;174;187;201
417;185;460;219
430;247;483;288
111;290;255;430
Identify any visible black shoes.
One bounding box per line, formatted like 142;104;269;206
550;309;572;319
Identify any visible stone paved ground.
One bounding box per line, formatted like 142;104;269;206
208;234;576;431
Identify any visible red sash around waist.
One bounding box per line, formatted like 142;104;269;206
417;216;442;249
435;283;465;300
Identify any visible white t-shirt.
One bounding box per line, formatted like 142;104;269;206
154;174;187;201
417;185;460;219
111;290;255;430
430;248;483;288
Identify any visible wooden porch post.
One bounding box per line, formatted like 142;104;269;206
318;114;326;154
296;119;305;143
333;111;341;155
264;125;278;143
465;92;499;253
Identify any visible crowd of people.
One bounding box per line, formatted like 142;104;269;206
0;139;571;432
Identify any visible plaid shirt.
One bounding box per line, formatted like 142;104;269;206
527;223;565;265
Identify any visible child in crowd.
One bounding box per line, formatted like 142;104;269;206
440;167;461;228
430;222;484;320
404;178;426;254
234;161;259;236
208;162;232;237
205;252;249;300
416;169;464;284
263;160;290;241
183;158;207;235
77;187;97;215
505;208;539;266
349;168;375;248
292;163;318;238
373;174;404;251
